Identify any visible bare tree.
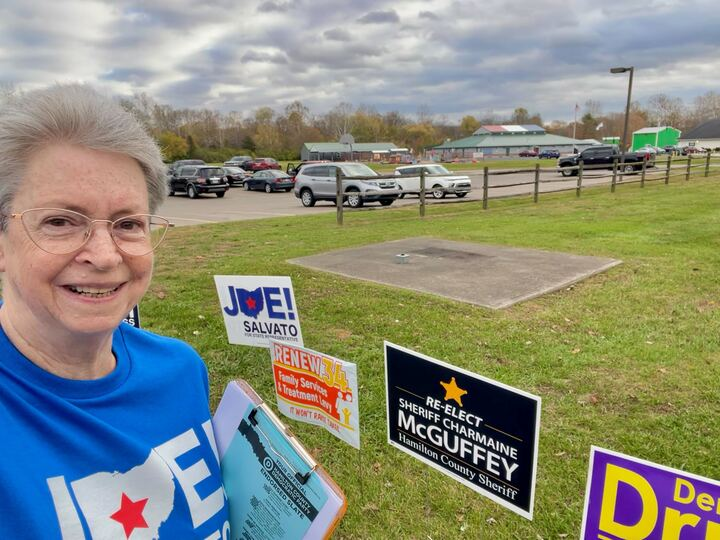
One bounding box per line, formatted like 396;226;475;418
646;94;685;127
317;102;355;139
584;100;603;118
689;91;720;128
415;104;433;124
221;110;247;147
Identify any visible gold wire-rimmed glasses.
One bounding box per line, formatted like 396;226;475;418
9;208;173;256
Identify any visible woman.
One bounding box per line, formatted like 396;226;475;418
0;85;229;538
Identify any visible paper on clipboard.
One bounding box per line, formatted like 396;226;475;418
213;380;346;540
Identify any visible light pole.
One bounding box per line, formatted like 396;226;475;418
610;66;634;153
339;133;354;161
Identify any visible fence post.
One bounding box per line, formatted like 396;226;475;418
640;157;647;188
611;157;618;193
705;152;711;177
685;155;692;181
482;167;489;210
665;154;672;184
335;167;343;225
419;168;426;218
533;163;540;203
576;159;584;197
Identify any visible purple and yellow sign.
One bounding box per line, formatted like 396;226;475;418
581;447;720;539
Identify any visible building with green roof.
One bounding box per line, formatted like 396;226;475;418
300;142;408;162
429;125;593;159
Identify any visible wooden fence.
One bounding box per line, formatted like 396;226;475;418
332;153;720;224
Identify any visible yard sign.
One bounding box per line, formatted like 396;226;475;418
384;342;541;520
214;275;303;348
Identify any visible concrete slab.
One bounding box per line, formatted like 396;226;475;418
288;237;621;309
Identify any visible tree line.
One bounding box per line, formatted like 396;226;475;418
4;83;715;161
122;91;717;162
545;93;720;143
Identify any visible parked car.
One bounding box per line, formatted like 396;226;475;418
393;164;471;199
242;157;281;171
538;149;560;159
519;149;538;157
286;160;330;178
294;162;398;208
682;146;706;155
222;166;250;187
638;145;661;155
558;145;654;176
167;159;206;176
168;166;229;198
244;170;295;192
223;155;253;167
664;145;682;155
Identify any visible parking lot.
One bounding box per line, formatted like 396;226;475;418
158;168;648;227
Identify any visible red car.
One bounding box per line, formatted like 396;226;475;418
242;157;281;171
519;149;538;157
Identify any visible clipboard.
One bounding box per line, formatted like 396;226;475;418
213;379;347;540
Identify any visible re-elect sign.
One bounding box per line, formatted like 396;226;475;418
214;276;303;348
581;447;720;539
384;342;541;520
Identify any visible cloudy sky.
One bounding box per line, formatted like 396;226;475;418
2;0;719;122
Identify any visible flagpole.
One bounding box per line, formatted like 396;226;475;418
572;103;577;142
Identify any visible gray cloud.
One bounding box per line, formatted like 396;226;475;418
0;0;718;122
418;10;439;20
257;1;295;13
324;28;352;41
357;10;400;24
241;51;289;64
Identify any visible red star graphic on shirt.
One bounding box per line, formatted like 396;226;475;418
110;492;149;539
245;296;257;310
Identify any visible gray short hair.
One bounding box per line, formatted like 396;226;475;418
0;84;167;229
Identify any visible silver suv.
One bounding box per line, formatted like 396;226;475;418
294;162;398;208
394;164;472;199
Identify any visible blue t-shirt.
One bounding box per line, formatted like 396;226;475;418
0;322;230;539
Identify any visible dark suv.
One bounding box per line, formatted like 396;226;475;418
167;159;206;176
169;166;229;198
223;155;252;167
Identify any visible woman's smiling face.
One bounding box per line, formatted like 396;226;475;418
0;143;154;339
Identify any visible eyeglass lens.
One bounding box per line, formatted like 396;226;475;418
18;208;169;255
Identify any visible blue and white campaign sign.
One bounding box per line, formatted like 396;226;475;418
214;275;304;348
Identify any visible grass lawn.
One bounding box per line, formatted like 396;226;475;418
145;177;720;538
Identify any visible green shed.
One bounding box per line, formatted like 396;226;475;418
631;126;681;150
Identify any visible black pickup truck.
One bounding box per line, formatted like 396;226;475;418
558;145;654;176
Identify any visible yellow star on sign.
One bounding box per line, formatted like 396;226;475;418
440;377;467;407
